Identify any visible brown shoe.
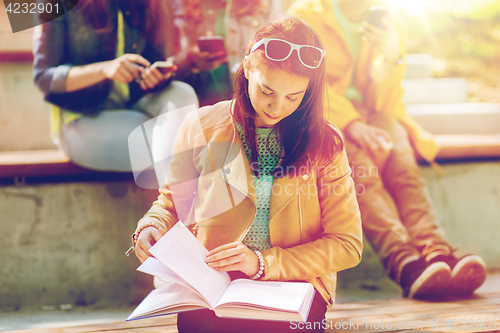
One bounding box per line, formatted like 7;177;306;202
400;258;451;299
431;254;487;296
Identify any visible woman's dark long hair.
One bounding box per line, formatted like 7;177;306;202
76;0;172;50
232;15;344;177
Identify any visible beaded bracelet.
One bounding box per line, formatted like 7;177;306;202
250;250;265;280
132;223;159;248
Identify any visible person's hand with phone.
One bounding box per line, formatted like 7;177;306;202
190;46;227;72
102;54;150;83
359;8;401;63
139;61;177;90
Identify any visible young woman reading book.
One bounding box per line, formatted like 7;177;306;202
132;15;363;333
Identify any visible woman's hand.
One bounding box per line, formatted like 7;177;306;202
359;17;401;63
102;54;150;83
190;47;227;72
139;66;175;90
345;120;393;167
135;227;163;263
205;241;259;277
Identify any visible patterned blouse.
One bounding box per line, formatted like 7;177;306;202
236;123;282;251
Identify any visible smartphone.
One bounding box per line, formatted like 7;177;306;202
197;36;226;54
366;6;393;30
150;60;176;74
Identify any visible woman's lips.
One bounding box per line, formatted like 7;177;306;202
264;111;280;120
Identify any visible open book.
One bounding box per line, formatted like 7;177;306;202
127;222;315;322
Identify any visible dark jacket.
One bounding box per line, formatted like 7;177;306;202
33;0;172;114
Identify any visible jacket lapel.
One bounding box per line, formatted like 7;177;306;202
221;122;257;206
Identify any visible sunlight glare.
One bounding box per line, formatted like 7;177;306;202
383;0;434;16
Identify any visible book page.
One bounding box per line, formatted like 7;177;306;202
216;280;313;312
126;282;208;321
148;221;231;308
137;257;193;291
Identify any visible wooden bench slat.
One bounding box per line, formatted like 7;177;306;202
6;291;499;333
1;132;500;179
435;134;500;160
0;150;69;164
0;150;99;178
8;315;178;333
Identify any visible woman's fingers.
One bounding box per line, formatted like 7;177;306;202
122;60;144;79
193;50;226;71
207;253;244;269
114;71;129;84
135;242;151;263
147;67;164;82
205;242;259;276
135;227;163;263
206;242;242;262
140;67;169;90
123;53;151;68
142;69;160;89
207;241;240;256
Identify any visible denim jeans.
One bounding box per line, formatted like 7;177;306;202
58;81;198;173
176;288;328;333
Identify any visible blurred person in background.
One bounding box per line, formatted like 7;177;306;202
289;0;487;299
33;0;199;172
171;0;282;106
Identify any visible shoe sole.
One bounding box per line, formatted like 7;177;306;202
449;255;487;296
409;262;451;299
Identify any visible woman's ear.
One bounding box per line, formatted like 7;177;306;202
243;56;250;79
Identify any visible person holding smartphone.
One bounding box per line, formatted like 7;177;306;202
33;0;199;172
170;0;282;106
133;15;363;332
289;0;487;299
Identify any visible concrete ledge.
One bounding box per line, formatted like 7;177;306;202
1;159;499;310
0;150;90;179
0;180;159;310
407;103;500;135
402;78;468;104
404;54;434;79
435;135;500;160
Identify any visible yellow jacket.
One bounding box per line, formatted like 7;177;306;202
135;100;363;305
289;0;440;161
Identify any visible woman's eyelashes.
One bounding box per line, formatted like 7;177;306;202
261;89;298;102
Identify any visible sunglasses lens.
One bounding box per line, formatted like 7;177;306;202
299;46;323;68
266;39;292;60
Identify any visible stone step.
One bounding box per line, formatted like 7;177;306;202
404;53;434;79
407;103;500;135
402;78;469;105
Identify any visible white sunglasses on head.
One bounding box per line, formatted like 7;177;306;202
250;38;326;69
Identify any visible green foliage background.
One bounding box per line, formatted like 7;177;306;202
283;0;500;102
403;0;500;102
